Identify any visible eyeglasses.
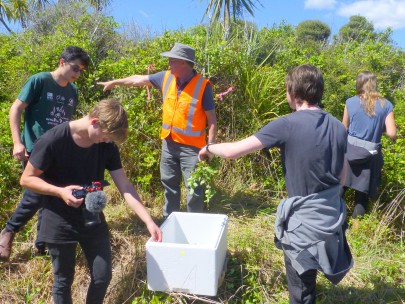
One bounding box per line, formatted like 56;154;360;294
66;62;85;74
169;58;182;64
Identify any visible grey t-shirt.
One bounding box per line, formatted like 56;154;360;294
148;71;215;111
255;110;347;197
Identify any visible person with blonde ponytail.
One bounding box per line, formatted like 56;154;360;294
342;71;397;218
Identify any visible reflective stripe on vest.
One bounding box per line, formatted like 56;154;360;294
162;73;175;102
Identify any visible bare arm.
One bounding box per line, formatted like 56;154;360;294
110;168;162;242
384;111;397;142
20;162;84;208
205;109;217;143
10;99;29;161
199;135;265;161
97;75;152;92
342;106;349;129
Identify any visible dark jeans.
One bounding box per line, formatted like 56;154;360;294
342;187;369;219
5;189;44;247
160;138;204;217
47;236;112;304
5;158;44;247
352;190;368;219
285;254;317;304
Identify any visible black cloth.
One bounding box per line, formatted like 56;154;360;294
255;109;347;197
48;237;112;304
344;136;383;199
28;122;122;243
345;152;383;199
284;254;317;304
352;191;369;218
346;143;373;164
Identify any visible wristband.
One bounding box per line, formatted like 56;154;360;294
206;142;216;153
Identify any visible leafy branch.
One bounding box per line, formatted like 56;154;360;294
188;159;220;206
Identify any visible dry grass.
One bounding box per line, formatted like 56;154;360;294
0;184;404;303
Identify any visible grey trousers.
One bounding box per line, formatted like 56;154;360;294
160;138;204;217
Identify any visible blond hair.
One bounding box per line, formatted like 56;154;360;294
89;99;128;143
356;71;385;116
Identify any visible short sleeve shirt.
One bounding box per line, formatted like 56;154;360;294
29;122;122;243
254;110;347;197
148;71;215;111
18;72;78;152
345;96;393;143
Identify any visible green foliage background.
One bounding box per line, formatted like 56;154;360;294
1;4;404;223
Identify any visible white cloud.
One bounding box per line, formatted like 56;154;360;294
304;0;337;10
337;0;405;30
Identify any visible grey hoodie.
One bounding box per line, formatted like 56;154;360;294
275;185;353;284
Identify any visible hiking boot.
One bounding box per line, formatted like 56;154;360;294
0;229;15;261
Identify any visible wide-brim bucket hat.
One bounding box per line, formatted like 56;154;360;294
160;42;196;64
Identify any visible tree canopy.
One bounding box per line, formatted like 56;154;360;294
202;0;261;38
295;20;331;44
337;15;375;43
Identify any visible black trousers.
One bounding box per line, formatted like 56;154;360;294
342;187;369;219
47;236;112;304
352;190;368;218
284;254;317;304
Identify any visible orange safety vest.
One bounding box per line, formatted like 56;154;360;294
160;71;211;148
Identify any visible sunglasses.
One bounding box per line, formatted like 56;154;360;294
66;62;85;74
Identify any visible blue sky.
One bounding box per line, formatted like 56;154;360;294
106;0;405;49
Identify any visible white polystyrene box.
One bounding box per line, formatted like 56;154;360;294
146;212;228;296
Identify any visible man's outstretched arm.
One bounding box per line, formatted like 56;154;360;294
97;75;152;91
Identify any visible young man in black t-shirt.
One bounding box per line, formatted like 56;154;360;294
199;65;352;304
20;99;162;303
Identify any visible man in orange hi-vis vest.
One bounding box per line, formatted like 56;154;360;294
97;43;217;221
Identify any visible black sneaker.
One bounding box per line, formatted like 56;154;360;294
34;243;48;256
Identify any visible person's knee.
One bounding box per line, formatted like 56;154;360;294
93;264;112;286
98;270;112;285
161;177;180;188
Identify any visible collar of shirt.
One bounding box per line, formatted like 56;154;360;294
176;70;197;92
